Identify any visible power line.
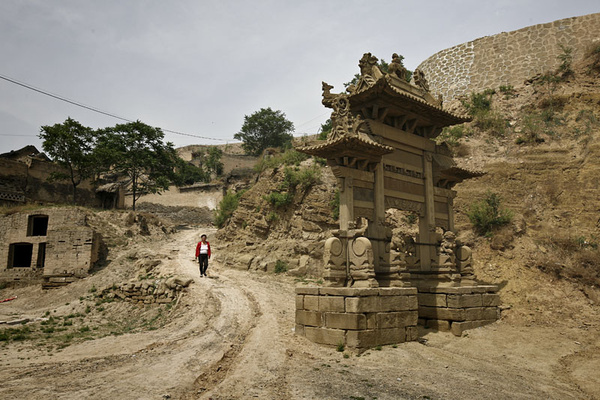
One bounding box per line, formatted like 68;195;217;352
294;111;329;130
0;73;228;142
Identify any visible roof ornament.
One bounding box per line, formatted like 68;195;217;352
387;53;408;81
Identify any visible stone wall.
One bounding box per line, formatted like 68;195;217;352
295;287;419;349
418;286;500;336
417;13;600;100
101;277;193;304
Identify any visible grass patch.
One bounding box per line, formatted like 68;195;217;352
274;260;288;274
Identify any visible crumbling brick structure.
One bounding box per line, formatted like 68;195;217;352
0;208;102;287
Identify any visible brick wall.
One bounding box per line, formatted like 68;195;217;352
417;13;600;100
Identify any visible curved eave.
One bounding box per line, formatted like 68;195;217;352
348;77;471;127
297;136;394;159
440;166;486;182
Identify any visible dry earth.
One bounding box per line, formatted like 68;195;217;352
1;226;599;400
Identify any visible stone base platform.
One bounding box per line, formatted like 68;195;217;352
295;286;418;349
417;285;500;336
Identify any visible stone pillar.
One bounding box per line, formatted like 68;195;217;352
419;152;436;270
338;177;353;231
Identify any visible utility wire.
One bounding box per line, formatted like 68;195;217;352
0;73;228;142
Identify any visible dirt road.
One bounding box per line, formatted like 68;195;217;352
1;227;598;399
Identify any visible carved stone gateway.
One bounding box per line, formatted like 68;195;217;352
295;53;499;347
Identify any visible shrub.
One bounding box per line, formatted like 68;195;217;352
557;44;574;78
215;190;246;228
266;212;279;223
336;342;345;352
585;43;600;74
436;125;468;147
462;90;508;137
473;111;508;137
330;189;340;220
282;166;321;191
467;192;512;235
265;191;294;208
462;89;494;116
274;260;288;274
499;85;516;98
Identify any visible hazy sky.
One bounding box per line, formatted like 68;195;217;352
1;1;598;154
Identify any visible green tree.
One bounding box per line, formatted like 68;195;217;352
96;120;179;211
234;107;294;156
39;117;96;204
317;119;332;140
205;147;224;176
173;159;208;186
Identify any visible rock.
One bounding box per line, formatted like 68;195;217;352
165;277;193;289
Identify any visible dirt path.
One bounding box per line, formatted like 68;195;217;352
1;227;599;399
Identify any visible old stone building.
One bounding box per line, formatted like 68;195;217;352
0;146;101;207
0;208;102;288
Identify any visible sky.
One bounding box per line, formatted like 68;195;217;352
1;0;598;154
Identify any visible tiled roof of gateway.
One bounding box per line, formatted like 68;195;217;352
297;134;394;157
349;76;471;127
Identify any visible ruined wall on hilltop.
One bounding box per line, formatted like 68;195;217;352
417;13;600;101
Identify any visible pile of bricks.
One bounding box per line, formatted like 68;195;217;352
106;280;183;304
418;285;500;336
295;287;419;349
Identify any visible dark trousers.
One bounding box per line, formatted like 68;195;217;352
198;254;209;275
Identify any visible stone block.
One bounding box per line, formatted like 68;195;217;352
406;326;419;341
304;326;345;346
379;296;410;312
378;287;418;296
295;295;304;310
447;294;482;308
366;313;377;329
377;311;418;329
304;295;319;311
450;319;496;336
345;296;379;313
346;330;378;348
319;296;345;312
407;296;419;310
464;307;484;320
433;319;453;331
295;286;319;295
426;286;461;294
319;287;379;297
419;306;465;321
295;324;305;337
296;310;323;327
325;312;367;330
482;307;499;320
418;293;447;307
378;328;406;345
482;293;500;307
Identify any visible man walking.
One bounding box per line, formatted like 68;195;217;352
195;234;211;277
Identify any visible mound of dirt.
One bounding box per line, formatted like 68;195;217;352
135;202;214;227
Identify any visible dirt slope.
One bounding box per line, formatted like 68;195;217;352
1;225;599;399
